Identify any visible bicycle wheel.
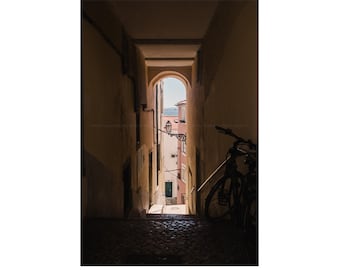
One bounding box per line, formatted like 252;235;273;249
243;196;257;232
205;176;233;220
242;174;257;232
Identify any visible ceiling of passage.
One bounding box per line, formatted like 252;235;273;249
109;1;218;67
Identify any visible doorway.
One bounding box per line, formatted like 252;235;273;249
123;159;132;218
148;77;188;215
148;151;153;206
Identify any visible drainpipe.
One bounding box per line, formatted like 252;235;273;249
142;104;158;205
142;104;155;145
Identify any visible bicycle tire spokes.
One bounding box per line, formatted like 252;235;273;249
242;173;257;232
217;182;231;206
205;177;232;220
217;191;229;206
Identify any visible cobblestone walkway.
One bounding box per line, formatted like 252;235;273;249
82;215;257;265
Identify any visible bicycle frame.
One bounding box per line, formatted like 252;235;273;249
202;126;257;227
197;157;229;192
197;145;249;193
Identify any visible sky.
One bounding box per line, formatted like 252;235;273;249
163;77;186;108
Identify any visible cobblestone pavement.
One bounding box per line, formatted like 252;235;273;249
82;215;257;265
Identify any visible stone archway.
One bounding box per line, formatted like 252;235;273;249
149;72;196;215
148;70;191;90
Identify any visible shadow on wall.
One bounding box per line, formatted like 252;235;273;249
83;150;123;218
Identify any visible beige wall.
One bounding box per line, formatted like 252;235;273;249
82;1;150;218
83;17;137;217
187;1;257;215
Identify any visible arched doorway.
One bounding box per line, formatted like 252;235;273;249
147;73;194;215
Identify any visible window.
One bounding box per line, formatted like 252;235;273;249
136;112;140;146
182;140;186;154
181;194;185;204
180;107;186;122
181;164;186;182
165;182;172;197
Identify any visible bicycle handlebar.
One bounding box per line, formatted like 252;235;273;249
215;126;243;140
215;126;256;149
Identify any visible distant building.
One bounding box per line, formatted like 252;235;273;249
159;100;187;206
161;113;179;205
175;100;187;204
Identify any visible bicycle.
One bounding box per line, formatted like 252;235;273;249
197;126;257;231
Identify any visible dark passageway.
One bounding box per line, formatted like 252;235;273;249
82;0;258;265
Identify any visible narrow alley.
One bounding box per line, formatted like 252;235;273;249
4;0;340;269
82;0;258;266
82;215;257;265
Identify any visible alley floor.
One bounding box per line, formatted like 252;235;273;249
82;214;257;265
148;204;187;214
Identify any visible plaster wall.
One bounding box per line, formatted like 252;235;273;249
176;103;187;205
83;0;168;217
187;1;257;214
83;18;138;217
136;60;158;210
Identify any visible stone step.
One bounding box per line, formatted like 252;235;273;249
146;214;199;220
